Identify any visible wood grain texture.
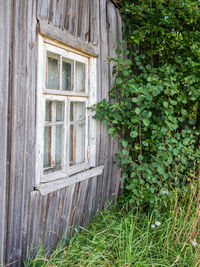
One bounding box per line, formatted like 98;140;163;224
0;0;11;263
2;0;123;265
38;20;100;57
36;166;104;195
4;0;37;265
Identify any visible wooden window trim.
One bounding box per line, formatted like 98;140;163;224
35;35;100;187
35;166;104;195
37;19;100;58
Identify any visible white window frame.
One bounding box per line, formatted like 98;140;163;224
35;35;97;185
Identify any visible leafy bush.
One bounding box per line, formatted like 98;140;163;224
92;0;200;210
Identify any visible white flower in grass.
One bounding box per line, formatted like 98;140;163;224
155;221;161;226
151;224;155;228
160;190;169;195
192;239;197;247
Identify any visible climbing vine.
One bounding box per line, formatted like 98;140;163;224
92;0;200;211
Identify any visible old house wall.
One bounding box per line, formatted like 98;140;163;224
0;0;123;266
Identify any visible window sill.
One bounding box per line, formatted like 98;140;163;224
35;165;104;195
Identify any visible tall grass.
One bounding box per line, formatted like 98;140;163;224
26;184;200;267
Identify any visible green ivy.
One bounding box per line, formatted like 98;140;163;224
92;0;200;211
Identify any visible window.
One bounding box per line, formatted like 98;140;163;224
36;35;97;185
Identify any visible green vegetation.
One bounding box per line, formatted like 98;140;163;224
26;185;200;266
92;0;200;210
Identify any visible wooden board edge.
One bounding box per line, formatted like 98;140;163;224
35;166;104;195
37;18;100;57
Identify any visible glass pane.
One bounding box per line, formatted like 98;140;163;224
56;102;64;121
47;52;59;90
55;125;63;165
69;124;85;166
69;125;73;163
45;100;64;122
62;58;72;90
45;100;51;121
43;126;51;168
75;62;85;92
70;102;85;121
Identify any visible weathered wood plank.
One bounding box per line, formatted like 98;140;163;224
94;1;101;185
95;0;110;210
78;0;90;42
36;166;104;195
5;0;27;261
0;0;11;263
55;185;76;242
65;0;80;36
5;0;37;265
38;19;100;57
37;0;50;22
89;0;100;46
106;1;119;205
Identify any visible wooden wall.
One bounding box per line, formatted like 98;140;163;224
0;0;123;266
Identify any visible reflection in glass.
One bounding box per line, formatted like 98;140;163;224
55;125;63;165
69;124;85;165
56;102;64;121
43;126;51;168
47;52;59;89
70;102;85;121
45;101;51;121
75;62;85;92
62;59;72;90
45;101;64;122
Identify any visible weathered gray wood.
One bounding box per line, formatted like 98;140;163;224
36;166;104;195
66;0;80;36
96;0;110;210
106;1;119;205
0;0;11;263
79;0;90;42
38;19;100;57
37;0;50;22
5;0;37;265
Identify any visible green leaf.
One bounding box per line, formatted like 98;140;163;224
181;109;187;116
142;118;150;126
135;108;141;114
138;155;143;161
170;100;177;106
132;97;138;103
122;149;128;155
108;127;116;136
124;59;132;65
116;77;122;85
123;70;129;76
163;101;168;108
122;140;128;147
131;172;136;178
158;166;165;175
116;48;122;55
130;131;138;138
